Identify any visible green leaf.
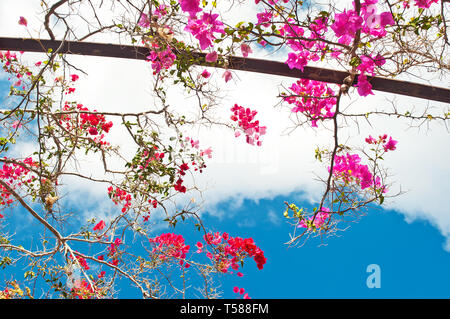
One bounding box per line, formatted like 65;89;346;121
350;56;361;67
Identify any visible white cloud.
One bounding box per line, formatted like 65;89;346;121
267;209;281;226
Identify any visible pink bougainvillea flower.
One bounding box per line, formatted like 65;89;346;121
359;55;375;74
331;9;362;37
138;13;151;28
373;54;386;67
414;0;438;8
256;10;272;27
179;0;202;17
12;121;22;129
205;51;218;63
298;207;330;229
285;52;308;71
284;78;336;127
240;43;253;58
365;135;377;144
154;4;168;18
184;13;225;50
70;74;79;82
337;34;353;46
331;152;384;190
233;286;251;299
18;16;27;27
189;138;199;149
356;74;374;97
379;12;395;27
383;136;398;151
88;127;98;135
93;220;106;231
200;147;213;158
201;12;225;33
201;69;211;78
223;70;232;82
310;16;329;35
195;242;203;253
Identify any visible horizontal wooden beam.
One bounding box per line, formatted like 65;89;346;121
0;37;449;104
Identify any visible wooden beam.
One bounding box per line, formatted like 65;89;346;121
1;37;449;104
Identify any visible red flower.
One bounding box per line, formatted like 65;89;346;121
383;137;398;152
18;16;27;27
88;127;98;135
101;121;113;133
93;220;105;231
201;69;211;78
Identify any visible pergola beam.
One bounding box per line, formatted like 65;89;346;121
0;37;449;104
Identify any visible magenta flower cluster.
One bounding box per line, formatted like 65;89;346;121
146;43;177;74
331;135;397;191
332;152;380;190
200;232;267;273
283;79;337;127
298;207;331;230
330;0;395;96
281;17;329;72
184;12;225;50
149;233;191;267
0;157;37;215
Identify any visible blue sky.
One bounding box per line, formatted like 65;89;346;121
75;191;450;299
191;194;450;299
4;191;450;299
